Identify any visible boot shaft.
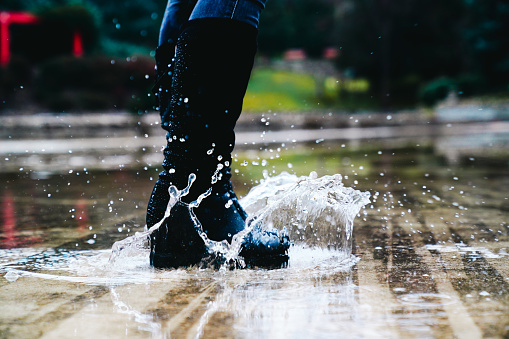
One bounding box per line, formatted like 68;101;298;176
159;18;258;199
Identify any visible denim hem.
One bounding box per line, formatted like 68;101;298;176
189;0;266;28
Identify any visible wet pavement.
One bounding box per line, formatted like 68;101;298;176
1;115;509;338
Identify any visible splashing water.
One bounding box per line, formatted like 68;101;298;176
108;164;234;267
108;170;370;268
242;171;371;255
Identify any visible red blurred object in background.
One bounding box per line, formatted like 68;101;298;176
0;11;84;67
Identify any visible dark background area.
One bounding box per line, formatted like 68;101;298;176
1;0;508;113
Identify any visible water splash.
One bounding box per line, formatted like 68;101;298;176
108;173;207;265
242;171;371;254
108;170;370;268
108;166;234;267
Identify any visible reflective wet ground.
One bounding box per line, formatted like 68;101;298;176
1;117;509;338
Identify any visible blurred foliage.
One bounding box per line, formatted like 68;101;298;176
1;0;336;58
462;0;509;88
0;2;100;63
418;74;488;106
1;0;509;112
0;57;35;110
335;0;509;107
258;0;335;57
0;55;155;113
0;0;163;55
34;55;154;112
99;38;153;59
84;0;164;54
418;78;457;107
0;0;157;112
37;4;101;52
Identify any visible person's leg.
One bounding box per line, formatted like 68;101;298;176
147;0;289;268
159;0;197;46
155;0;267;121
154;0;196;123
189;0;267;28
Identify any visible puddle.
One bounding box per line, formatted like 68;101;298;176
2;171;368;285
1;133;509;338
426;243;508;259
2;246;358;284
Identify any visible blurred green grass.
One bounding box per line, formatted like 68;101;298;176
243;68;376;112
243;68;319;112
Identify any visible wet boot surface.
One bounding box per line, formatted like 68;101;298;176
147;19;289;268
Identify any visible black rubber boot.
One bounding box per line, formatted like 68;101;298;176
147;19;289;269
152;41;176;122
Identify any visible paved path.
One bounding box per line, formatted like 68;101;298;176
1;153;508;338
2;121;509;154
1;118;508;338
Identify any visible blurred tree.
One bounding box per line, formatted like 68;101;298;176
462;0;509;91
334;0;509;107
36;4;101;53
86;0;164;51
35;55;154;112
0;1;25;10
1;1;101;59
3;0;509;111
259;0;335;57
1;0;163;56
334;0;466;107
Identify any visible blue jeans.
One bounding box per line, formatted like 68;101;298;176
159;0;266;45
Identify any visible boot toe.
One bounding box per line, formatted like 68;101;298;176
239;228;291;268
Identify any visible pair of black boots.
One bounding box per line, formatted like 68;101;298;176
146;19;289;269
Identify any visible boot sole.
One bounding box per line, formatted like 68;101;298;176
150;251;205;269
